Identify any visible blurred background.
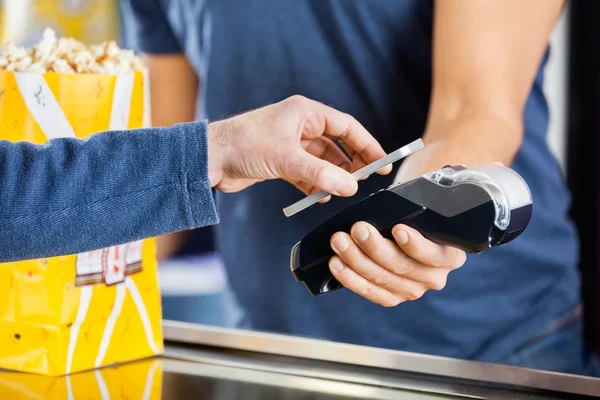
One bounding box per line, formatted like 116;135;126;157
1;0;599;357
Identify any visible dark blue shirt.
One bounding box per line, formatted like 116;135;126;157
123;0;581;363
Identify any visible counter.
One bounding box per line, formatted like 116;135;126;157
1;320;599;399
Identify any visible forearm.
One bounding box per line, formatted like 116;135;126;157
0;121;218;262
143;54;199;127
407;0;564;174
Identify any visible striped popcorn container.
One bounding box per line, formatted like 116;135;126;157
0;68;163;376
0;358;162;399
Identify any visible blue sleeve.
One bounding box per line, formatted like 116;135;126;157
120;0;181;54
0;120;219;262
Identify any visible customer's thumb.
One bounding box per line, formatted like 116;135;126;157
284;152;358;197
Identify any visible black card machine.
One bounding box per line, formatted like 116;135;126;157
290;164;533;296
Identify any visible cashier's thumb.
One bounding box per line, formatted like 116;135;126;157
283;152;358;196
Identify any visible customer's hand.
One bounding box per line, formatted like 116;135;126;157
207;95;392;195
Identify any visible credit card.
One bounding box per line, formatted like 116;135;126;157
282;138;424;217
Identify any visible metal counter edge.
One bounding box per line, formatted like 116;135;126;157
161;319;600;398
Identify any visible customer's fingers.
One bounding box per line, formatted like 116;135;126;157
301;136;353;172
292;137;353;199
291;96;391;174
280;150;358;196
339;142;392;176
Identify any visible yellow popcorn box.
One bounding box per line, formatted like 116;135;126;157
0;68;161;376
0;358;163;399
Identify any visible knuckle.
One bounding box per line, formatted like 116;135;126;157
360;285;372;297
312;163;328;187
340;160;353;171
348;113;359;126
372;269;391;287
393;258;412;276
404;291;417;301
429;250;446;269
288;94;306;103
365;233;381;252
340;113;356;136
345;113;358;125
404;287;425;301
427;274;448;291
286;94;308;108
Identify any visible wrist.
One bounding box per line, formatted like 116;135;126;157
207;120;227;188
396;103;525;184
429;96;522;130
429;81;524;125
425;100;524;156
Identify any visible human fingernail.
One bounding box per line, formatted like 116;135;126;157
395;229;409;245
330;258;344;271
332;235;349;252
319;195;332;204
378;165;393;175
337;177;357;195
353;226;369;242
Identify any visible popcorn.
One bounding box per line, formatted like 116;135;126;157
0;28;144;74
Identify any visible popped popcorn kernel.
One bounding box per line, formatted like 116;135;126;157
0;28;144;74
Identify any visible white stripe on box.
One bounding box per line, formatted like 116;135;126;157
109;72;134;131
142;68;151;128
95;369;111;400
14;73;76;140
66;376;74;400
94;282;126;368
142;360;160;400
65;285;93;374
126;277;160;354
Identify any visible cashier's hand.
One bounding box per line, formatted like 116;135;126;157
328;132;471;306
329;224;466;307
330;114;513;306
207;95;391;195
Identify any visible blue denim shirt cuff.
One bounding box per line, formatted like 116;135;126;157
177;120;220;228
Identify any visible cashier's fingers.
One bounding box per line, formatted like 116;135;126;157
348;223;451;290
392;225;467;270
329;256;403;307
330;231;444;299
